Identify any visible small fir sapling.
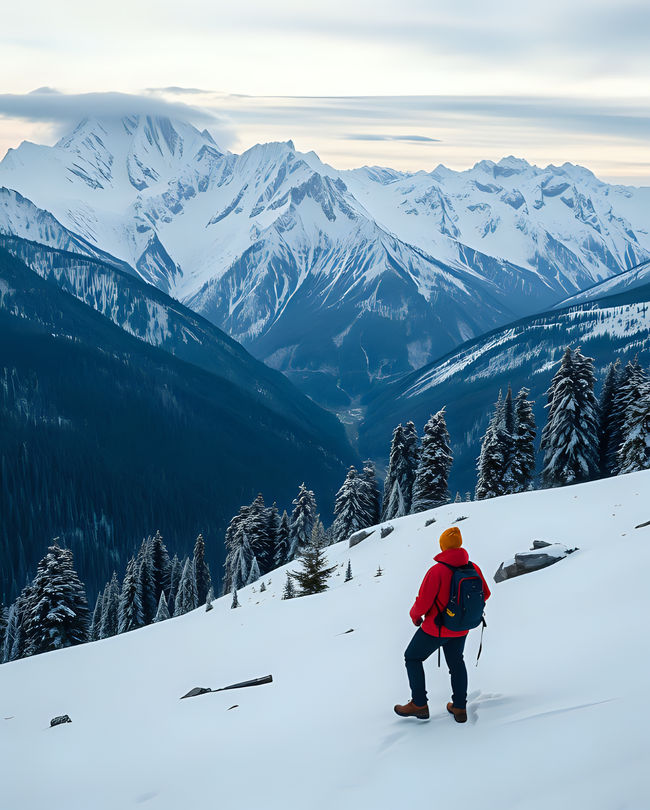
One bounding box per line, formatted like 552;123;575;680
260;582;266;592
344;561;353;582
205;586;215;612
375;565;384;577
231;587;240;609
282;572;296;600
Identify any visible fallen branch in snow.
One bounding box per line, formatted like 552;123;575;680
180;675;273;700
635;520;650;529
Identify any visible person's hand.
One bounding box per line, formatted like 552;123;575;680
413;616;423;627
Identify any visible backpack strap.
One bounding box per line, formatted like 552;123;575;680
435;561;456;668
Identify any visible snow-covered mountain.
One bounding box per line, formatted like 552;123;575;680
1;115;648;405
2;471;649;809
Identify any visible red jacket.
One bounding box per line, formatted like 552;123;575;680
410;548;492;638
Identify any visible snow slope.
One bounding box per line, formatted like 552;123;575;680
2;472;650;809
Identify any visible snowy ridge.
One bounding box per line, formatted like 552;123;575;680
1;119;649;403
1;472;649;809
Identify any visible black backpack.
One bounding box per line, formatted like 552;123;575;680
434;561;486;633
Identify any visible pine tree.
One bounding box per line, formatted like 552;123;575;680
231;586;240;609
540;347;600;488
246;556;261;586
511;387;537;492
382;423;420;519
222;505;251;593
332;467;368;544
288;483;317;561
193;534;212;606
282;572;296;600
205;586;215;611
607;359;648;475
598;360;620;476
476;391;515;500
136;538;157;626
411;409;453;512
153;590;170;623
22;542;90;656
465;492;472;502
150;530;172;603
402;421;420;512
2;603;19;663
344;560;353;582
289;533;337;596
99;572;120;639
118;557;144;634
381;424;404;521
0;601;7;655
361;460;382;526
265;503;281;569
89;590;104;642
168;554;182;611
174;557;198;616
617;382;650;473
246;494;274;575
384;479;406;520
273;511;291;569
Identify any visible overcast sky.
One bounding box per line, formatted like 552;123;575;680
1;0;648;184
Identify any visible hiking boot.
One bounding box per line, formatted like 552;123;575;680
446;702;467;723
394;700;429;720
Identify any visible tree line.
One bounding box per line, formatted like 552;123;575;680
0;532;213;664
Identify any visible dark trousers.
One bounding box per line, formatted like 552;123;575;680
404;628;468;709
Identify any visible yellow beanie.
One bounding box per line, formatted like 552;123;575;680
439;526;463;551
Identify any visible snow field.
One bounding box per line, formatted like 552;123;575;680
1;471;650;809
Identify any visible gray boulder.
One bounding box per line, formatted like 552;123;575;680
349;529;375;548
494;543;577;583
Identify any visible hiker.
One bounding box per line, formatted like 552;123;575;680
394;526;491;723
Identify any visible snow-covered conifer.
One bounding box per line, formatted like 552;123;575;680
598;360;620;475
273;511;291;569
153;590;170;623
617;382;650;473
411;409;453;512
246;556;261;586
382;422;420;519
344;561;353;582
361;460;382;526
205;586;215;611
2;603;19;664
168;554;181;611
99;572;120;639
476;391;515;500
174;557;199;616
89;590;104;642
136;538;157;626
0;602;6;655
246;494;274;575
150;530;172;603
607;359;648;475
511;388;537;492
265;503;281;569
118;557;144;633
332;467;368;544
193;534;212;606
289;535;337;597
231;587;240;609
288;483;317;561
222;505;251;593
22;542;90;656
540;347;600;488
381;424;404;521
